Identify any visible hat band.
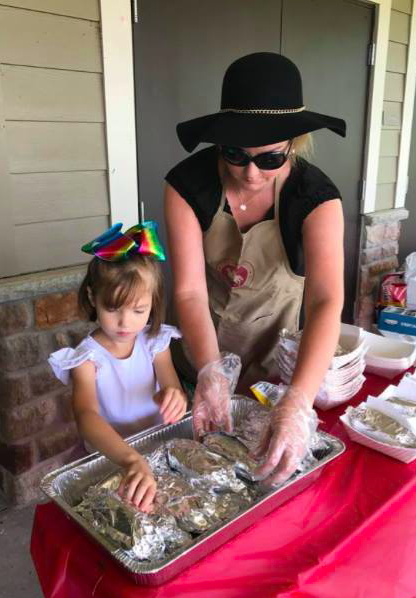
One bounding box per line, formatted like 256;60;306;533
220;106;305;115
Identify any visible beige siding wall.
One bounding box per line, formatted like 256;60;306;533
0;1;109;277
376;0;413;210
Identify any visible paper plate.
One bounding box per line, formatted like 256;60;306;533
340;414;416;463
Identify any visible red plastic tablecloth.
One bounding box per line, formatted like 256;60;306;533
31;372;416;598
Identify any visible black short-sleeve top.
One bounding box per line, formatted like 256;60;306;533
165;146;341;276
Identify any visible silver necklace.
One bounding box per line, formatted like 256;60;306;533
234;188;256;212
238;197;252;211
225;172;277;212
235;183;276;211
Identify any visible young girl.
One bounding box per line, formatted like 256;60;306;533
49;222;187;513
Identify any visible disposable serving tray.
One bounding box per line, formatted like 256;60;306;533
41;398;345;586
340;376;416;463
340;413;416;463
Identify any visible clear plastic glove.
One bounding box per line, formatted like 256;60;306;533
253;386;318;486
192;352;241;440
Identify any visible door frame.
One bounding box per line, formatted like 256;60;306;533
396;3;416;209
99;0;416;218
100;1;139;226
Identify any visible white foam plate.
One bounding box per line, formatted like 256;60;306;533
363;330;416;379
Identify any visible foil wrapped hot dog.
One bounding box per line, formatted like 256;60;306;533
385;396;416;416
154;472;221;533
212;489;254;518
233;399;330;463
144;444;171;475
97;471;123;492
74;486;191;561
233;401;271;455
347;404;416;448
166;439;247;493
94;444;170;494
203;432;258;479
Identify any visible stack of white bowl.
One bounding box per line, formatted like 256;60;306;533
276;324;367;410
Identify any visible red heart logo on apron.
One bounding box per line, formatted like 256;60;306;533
218;262;253;288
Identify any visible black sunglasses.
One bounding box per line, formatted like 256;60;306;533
220;142;292;170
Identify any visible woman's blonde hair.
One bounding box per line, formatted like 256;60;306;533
78;255;164;336
290;133;314;164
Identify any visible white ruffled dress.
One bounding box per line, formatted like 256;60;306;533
48;324;181;438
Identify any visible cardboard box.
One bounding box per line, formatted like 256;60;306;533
378;306;416;338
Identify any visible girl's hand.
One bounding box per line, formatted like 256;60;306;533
154;387;187;424
118;455;156;512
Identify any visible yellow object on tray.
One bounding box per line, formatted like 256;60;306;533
250;382;274;408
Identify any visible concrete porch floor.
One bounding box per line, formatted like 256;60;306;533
0;498;44;598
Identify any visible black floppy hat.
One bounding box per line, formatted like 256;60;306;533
176;52;346;153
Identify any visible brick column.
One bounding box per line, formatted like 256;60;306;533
0;267;95;505
355;208;409;330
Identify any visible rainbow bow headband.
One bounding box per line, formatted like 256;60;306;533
81;221;166;262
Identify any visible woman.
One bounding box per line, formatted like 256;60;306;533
164;53;345;484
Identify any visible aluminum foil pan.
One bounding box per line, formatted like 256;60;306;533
41;397;345;586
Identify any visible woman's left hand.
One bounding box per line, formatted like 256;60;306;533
253;387;318;485
154;387;187;424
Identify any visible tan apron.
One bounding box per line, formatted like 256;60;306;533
173;183;305;390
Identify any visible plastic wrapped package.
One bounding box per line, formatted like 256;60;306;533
404;252;416;309
378;272;407;308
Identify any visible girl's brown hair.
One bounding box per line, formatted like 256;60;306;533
79;255;164;336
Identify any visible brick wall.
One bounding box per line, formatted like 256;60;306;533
0;268;95;505
355;208;409;330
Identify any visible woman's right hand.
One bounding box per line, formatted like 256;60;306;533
253;387;318;485
118;454;156;513
192;353;242;440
